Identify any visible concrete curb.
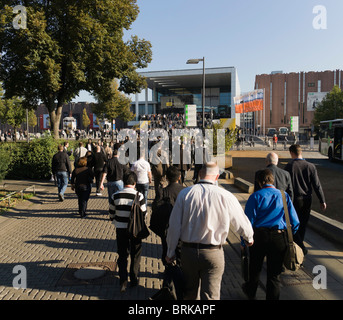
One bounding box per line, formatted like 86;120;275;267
308;210;343;247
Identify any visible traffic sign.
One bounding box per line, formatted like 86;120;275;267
185;105;197;127
290;116;299;133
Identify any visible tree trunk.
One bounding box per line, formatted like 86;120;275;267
48;104;63;140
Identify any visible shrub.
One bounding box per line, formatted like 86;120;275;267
0;147;10;182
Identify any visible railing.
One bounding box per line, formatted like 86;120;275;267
0;185;36;206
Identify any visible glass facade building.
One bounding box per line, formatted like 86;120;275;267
131;67;240;122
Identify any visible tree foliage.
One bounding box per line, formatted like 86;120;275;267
82;108;90;129
92;79;134;124
0;1;152;139
313;85;343;127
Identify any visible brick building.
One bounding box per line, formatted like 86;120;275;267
254;70;343;133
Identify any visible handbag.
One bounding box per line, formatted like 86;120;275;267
281;191;304;271
127;192;150;240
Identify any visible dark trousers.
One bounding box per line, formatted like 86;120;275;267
244;228;287;300
94;170;102;193
116;228;142;284
293;197;312;251
76;185;91;217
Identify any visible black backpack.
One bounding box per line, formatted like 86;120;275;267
149;189;174;238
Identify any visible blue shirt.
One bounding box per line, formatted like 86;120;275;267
245;185;299;233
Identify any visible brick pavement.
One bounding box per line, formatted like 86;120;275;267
0;172;343;301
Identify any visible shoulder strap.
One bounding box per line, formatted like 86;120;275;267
281;190;293;244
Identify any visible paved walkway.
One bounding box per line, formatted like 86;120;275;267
0;173;342;301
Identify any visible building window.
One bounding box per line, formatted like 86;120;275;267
308;83;315;87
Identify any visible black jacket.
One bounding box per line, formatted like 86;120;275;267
155;182;185;206
284;158;325;203
52;151;71;174
254;164;294;201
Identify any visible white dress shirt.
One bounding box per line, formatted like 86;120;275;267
166;180;254;258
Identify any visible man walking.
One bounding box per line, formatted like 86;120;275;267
131;154;152;206
52;144;72;201
100;148;128;211
93;145;107;196
73;142;88;167
166;162;254;300
285;144;326;255
110;172;146;292
254;152;293;200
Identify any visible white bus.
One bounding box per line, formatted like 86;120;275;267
319;119;343;161
63;117;77;131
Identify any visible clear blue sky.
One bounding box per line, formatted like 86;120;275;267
74;0;343;102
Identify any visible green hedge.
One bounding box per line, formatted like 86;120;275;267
0;138;86;180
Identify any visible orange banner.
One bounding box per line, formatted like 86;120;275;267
234;90;264;114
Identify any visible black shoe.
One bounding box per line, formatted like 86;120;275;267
242;283;255;300
120;280;128;293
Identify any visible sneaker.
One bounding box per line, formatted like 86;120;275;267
96;193;102;196
58;193;64;202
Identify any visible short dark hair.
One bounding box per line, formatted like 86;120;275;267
166;166;181;183
289;144;302;156
77;157;87;167
123;171;137;186
256;169;274;187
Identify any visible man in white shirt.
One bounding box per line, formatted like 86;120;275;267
166;162;254;300
131;154;152;206
73;142;88;167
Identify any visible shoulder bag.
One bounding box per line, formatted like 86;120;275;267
281;191;304;271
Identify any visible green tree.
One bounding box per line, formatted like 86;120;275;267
92;79;134;126
28;109;37;128
313;85;343;127
82;108;90;130
0;83;26;141
0;1;152;139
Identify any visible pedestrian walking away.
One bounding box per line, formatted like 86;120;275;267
71;157;94;218
93;145;108;196
51;144;72;201
284;144;326;255
73;142;88;167
152;166;184;266
131;153;152;206
100;148;129;210
109;172;147;293
243;169;300;300
166;162;254;300
272;134;278;150
254;152;293;201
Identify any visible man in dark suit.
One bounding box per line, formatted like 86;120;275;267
285;144;326;255
254;152;293;201
153;166;184;265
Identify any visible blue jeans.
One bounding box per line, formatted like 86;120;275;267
136;183;149;206
107;180;124;203
56;171;69;196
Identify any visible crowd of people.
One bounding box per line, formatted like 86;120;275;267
50;133;326;300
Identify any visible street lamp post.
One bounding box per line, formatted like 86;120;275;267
186;57;205;128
